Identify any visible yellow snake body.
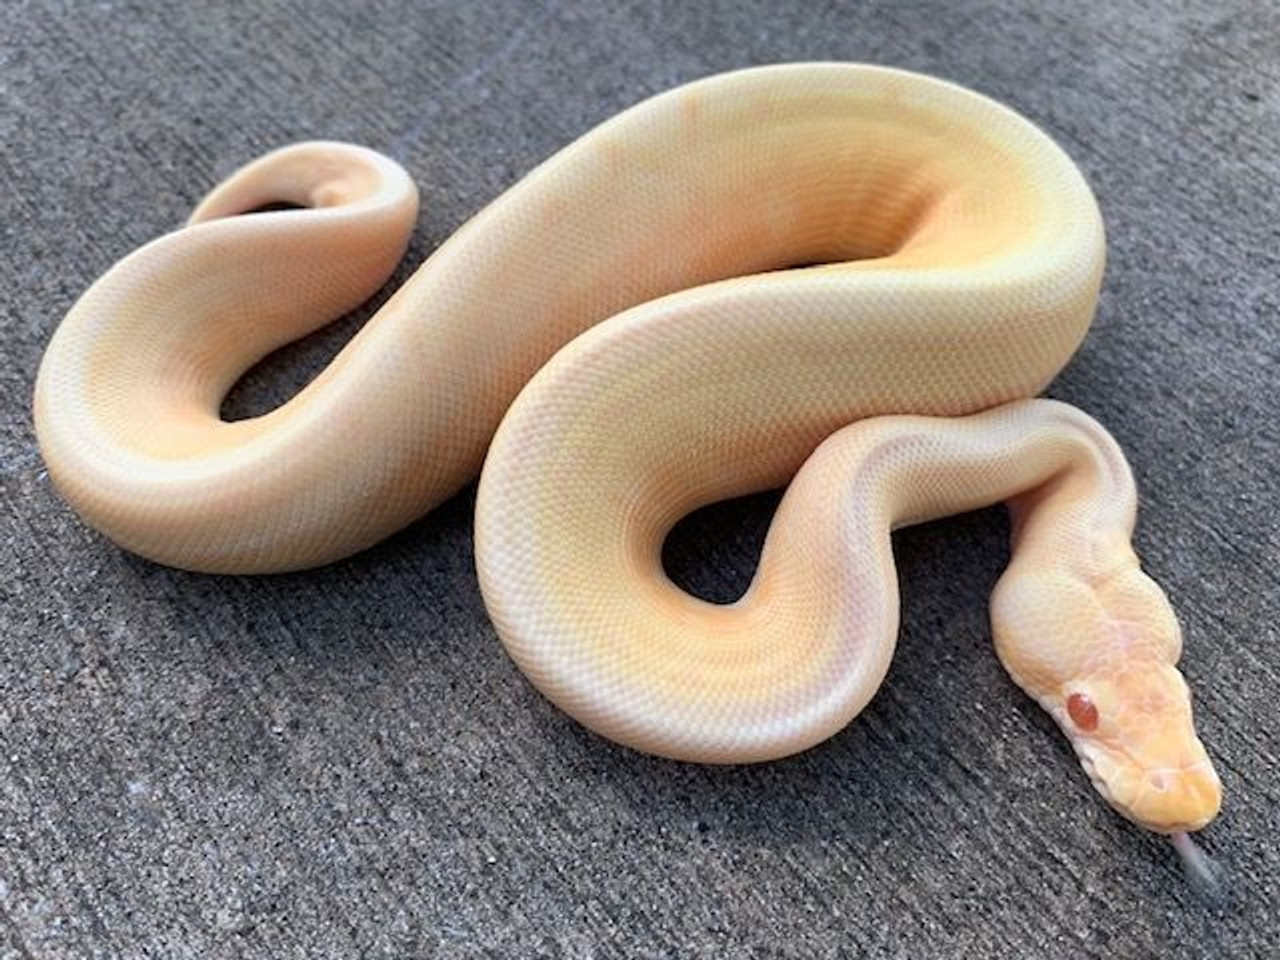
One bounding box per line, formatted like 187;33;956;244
33;64;1220;838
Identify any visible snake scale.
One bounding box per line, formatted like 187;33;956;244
33;64;1221;871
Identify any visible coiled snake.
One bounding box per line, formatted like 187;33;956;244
33;64;1221;873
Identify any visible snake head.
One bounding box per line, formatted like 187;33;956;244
1056;663;1221;834
994;557;1221;835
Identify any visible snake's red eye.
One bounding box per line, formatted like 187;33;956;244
1067;692;1099;732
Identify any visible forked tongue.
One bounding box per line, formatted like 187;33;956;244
1170;831;1227;909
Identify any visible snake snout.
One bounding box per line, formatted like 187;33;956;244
1127;759;1222;834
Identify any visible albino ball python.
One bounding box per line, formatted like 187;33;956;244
34;64;1222;865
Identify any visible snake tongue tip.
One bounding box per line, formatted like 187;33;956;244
1169;831;1229;911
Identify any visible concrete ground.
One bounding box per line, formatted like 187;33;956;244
2;2;1277;957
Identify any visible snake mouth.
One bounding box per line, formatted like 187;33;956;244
1077;748;1119;807
1076;746;1221;834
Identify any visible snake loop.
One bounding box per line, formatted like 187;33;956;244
34;64;1220;839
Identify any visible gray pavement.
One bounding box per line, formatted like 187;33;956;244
2;2;1277;957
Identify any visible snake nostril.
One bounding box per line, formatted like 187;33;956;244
1148;770;1169;792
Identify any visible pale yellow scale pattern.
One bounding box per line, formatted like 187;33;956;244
35;64;1219;840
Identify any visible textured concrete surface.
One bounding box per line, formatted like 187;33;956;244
2;2;1278;957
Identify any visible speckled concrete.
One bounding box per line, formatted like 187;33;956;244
2;2;1277;957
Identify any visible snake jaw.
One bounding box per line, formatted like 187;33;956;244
1082;751;1221;835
